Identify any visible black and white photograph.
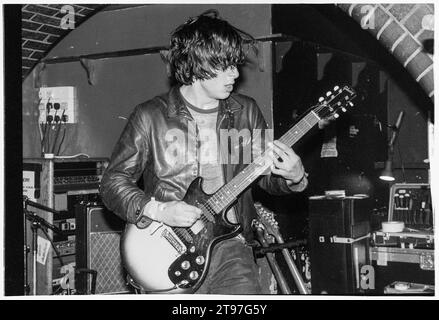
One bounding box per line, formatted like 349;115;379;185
2;2;436;305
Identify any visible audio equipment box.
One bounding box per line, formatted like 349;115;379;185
371;183;433;249
369;246;434;295
388;183;432;229
23;158;108;195
75;203;133;295
369;183;434;295
383;281;434;295
308;197;372;294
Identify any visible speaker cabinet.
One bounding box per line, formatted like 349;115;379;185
75;204;132;294
309;198;372;295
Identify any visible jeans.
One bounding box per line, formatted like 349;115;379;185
195;237;263;295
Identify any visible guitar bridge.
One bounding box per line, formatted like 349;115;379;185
162;228;186;254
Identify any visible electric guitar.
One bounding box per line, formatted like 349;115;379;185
121;85;356;293
254;202;310;294
252;218;292;294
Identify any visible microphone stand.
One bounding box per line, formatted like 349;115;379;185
23;201;30;295
252;220;292;294
23;197;63;295
254;239;308;256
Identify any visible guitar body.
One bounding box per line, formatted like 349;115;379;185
121;177;242;293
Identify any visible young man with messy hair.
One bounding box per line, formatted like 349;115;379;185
101;10;307;294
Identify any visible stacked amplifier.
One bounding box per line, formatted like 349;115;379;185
23;158;132;295
308;196;372;294
75;203;132;294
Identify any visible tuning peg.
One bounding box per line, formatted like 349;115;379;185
326;91;332;97
341;107;347;112
318;97;324;102
333;113;339;119
333;85;339;91
348;101;354;107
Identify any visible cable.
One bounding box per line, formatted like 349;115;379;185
51;110;65;154
36;97;43;142
45;99;53;153
41;121;50;154
46;124;51;154
54;153;90;159
396;141;406;183
51;285;64;295
55;111;71;155
56;126;67;156
47;110;60;153
40;123;45;152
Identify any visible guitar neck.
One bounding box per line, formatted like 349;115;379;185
207;111;320;213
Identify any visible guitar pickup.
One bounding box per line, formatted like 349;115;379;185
190;220;204;235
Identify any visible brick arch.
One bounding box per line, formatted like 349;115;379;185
338;3;434;100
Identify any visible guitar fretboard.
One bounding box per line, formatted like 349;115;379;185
206;111;320;213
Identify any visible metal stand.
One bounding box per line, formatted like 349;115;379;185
23;202;30;295
31;220;38;296
253;221;292;294
23;197;63;295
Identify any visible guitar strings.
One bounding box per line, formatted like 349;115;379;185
206;111;320;212
173;91;350;245
204;90;349;211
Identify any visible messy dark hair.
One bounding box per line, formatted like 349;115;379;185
167;9;255;85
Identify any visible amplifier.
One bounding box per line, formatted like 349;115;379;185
54;175;100;185
308;197;372;294
52;191;101;260
54;239;76;256
53;160;107;192
23;158;108;198
75;203;133;295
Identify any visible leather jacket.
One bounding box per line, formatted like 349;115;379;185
100;86;307;241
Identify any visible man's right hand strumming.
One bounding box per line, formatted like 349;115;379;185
144;199;202;227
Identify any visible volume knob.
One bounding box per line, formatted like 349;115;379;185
189;271;199;280
181;261;190;270
195;256;205;265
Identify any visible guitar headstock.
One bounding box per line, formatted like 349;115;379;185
313;85;356;122
254;202;282;243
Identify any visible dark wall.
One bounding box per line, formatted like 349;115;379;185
263;4;431;240
271;4;432;173
272;4;379;59
23;4;273;158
